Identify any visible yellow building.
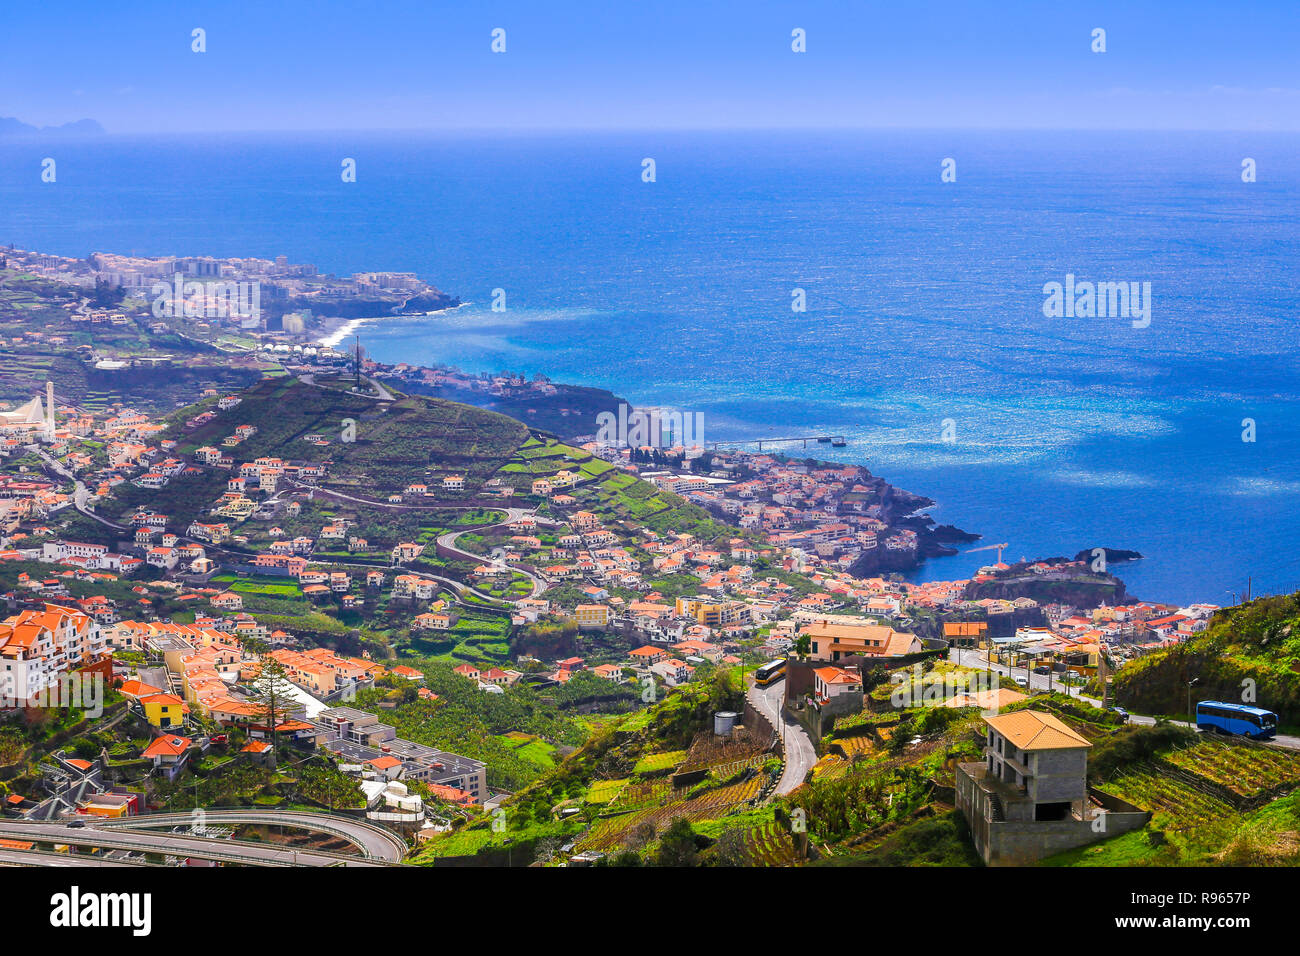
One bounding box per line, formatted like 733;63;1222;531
574;604;609;629
139;692;188;730
675;598;749;627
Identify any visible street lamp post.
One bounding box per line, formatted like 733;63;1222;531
1187;677;1200;726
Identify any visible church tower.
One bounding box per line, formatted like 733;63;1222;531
44;381;55;441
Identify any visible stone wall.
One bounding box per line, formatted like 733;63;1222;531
978;812;1149;866
956;762;1149;866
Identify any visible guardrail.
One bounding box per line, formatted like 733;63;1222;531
94;809;408;861
0;826;355;867
2;809;407;867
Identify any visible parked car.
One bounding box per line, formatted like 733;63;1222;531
1013;676;1029;687
1109;707;1131;724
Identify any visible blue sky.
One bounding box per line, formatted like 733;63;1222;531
4;1;1300;132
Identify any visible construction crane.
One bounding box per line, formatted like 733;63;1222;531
964;542;1009;565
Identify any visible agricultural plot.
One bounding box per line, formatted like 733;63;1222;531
835;735;878;757
679;726;769;772
606;778;676;814
632;750;688;776
227;579;303;598
811;754;851;781
1161;740;1300;799
742;822;800;867
617;709;655;733
1100;766;1235;825
576;773;767;852
585;778;630;806
495;732;558;769
577;743;775;854
503;440;590;478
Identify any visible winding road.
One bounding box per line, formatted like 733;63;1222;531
31;446;127;530
434;509;544;599
747;677;817;795
949;648;1300;751
0;809;407;867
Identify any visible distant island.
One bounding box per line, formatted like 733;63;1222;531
0;117;106;138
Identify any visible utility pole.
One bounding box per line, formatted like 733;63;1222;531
1098;651;1110;708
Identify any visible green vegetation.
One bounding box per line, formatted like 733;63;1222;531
409;670;761;866
353;662;640;791
126;376;530;515
1109;593;1300;727
0;267;266;411
632;750;689;775
810;811;982;867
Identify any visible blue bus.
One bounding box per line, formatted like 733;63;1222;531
1195;701;1278;739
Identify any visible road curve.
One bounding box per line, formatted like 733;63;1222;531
748;678;817;795
435;509;544;598
0;812;402;867
93;809;407;862
31;447;128;531
0;848;160;867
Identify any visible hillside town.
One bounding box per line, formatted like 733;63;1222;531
0;364;1231;844
0;252;1283;886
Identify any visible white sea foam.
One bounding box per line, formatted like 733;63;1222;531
316;317;372;348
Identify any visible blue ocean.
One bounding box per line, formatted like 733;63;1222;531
3;130;1298;605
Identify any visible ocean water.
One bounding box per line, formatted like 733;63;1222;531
2;130;1298;604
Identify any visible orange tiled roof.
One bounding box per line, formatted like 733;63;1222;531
984;711;1091;751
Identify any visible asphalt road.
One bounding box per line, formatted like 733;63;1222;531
0;810;405;867
435;509;543;598
949;648;1300;751
94;809;407;861
32;446;127;530
747;677;816;795
0;847;156;867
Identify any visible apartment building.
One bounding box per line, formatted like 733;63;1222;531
313;706;487;802
0;604;107;705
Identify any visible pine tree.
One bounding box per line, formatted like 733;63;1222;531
245;656;303;754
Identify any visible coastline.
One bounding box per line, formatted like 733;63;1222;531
315;316;372;348
314;302;469;349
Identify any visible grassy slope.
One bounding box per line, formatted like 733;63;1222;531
1110;592;1300;726
0;268;265;411
101;376;530;521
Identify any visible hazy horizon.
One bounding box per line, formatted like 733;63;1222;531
5;1;1300;134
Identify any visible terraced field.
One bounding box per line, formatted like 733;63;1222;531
1099;766;1235;825
742;822;800;866
632;750;688;775
606;778;675;813
679;727;770;771
496;732;558;769
834;735;878;757
1161;740;1300;799
577;748;774;853
693;754;771;784
811;754;851;781
577;774;768;852
584;778;629;807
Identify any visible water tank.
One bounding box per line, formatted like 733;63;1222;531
713;711;739;736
